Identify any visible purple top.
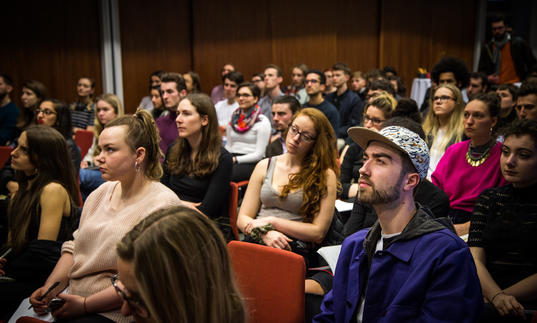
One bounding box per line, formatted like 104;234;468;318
156;112;177;155
432;140;507;212
211;85;225;104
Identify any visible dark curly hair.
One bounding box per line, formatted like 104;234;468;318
431;57;470;89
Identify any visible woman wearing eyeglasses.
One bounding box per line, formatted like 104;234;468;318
28;110;181;323
423;84;465;178
114;206;245;323
340;93;396;200
224;82;271;182
0;126;80;319
432;93;507;236
237;108;338;293
37;99;81;173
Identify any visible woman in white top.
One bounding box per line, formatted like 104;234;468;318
225;82;271;182
423;84;465;178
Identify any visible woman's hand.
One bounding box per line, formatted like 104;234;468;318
262;230;292;250
492;293;525;318
244;217;273;235
30;285;56;315
80;160;88;169
52;293;86;319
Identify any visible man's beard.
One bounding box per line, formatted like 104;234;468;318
358;172;404;205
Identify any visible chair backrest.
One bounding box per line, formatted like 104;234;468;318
16;317;49;323
74;130;94;159
229;181;248;240
0;146;13;169
228;241;306;323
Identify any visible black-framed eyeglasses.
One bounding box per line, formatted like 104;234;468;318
363;115;385;126
36;108;56;116
111;274;149;318
288;124;316;142
237;93;253;98
433;95;455;102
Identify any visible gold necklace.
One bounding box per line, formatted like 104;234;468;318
465;141;494;167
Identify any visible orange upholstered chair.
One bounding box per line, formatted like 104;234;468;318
74;129;94;159
228;241;306;323
229;181;248;240
0;146;13;169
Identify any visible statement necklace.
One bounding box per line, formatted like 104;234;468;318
465;139;495;167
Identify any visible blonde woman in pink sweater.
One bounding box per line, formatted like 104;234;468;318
28;110;182;323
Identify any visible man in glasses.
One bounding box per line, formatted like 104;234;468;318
478;15;537;85
304;70;340;134
516;81;537;122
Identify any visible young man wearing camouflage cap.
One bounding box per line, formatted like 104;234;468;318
315;126;483;323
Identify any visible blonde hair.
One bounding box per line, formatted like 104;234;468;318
423;84;465;152
117;206;245;323
105;109;163;180
364;92;397;121
93;93;123;157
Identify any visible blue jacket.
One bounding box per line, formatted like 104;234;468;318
315;206;483;323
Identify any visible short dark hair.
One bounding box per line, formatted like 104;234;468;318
382;66;397;76
306;69;326;85
264;64;283;77
502;119;537;146
150;70;164;80
272;95;301;115
223;71;244;85
0;73;13;86
392;98;422;124
431;57;470;89
369;79;395;97
490;15;507;25
160;72;186;92
470;72;488;88
332;63;351;75
471;92;501;118
518;81;537;98
237;82;261;99
22;80;48;101
497;84;518;101
252;72;265;80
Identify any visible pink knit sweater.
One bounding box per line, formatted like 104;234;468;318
432;140;507;213
62;181;182;323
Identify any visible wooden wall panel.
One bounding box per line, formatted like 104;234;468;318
119;0;192;113
2;1;102;107
192;0;272;92
379;0;477;95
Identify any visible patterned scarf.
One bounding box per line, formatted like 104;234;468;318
491;33;511;74
230;104;261;133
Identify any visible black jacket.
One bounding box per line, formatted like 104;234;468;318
478;36;537;81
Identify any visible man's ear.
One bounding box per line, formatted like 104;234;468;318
180;89;187;98
404;173;420;192
277;76;283;85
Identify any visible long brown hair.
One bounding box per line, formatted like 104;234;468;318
166;94;222;177
280;108;340;222
117;206;245;323
8;126;79;252
105;109;163;180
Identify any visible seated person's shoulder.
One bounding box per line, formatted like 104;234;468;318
418;228;468;252
41;182;68;197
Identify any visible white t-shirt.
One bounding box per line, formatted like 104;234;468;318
427;128;447;179
215;99;239;127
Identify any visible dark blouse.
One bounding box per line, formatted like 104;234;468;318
468;183;537;289
162;146;233;221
